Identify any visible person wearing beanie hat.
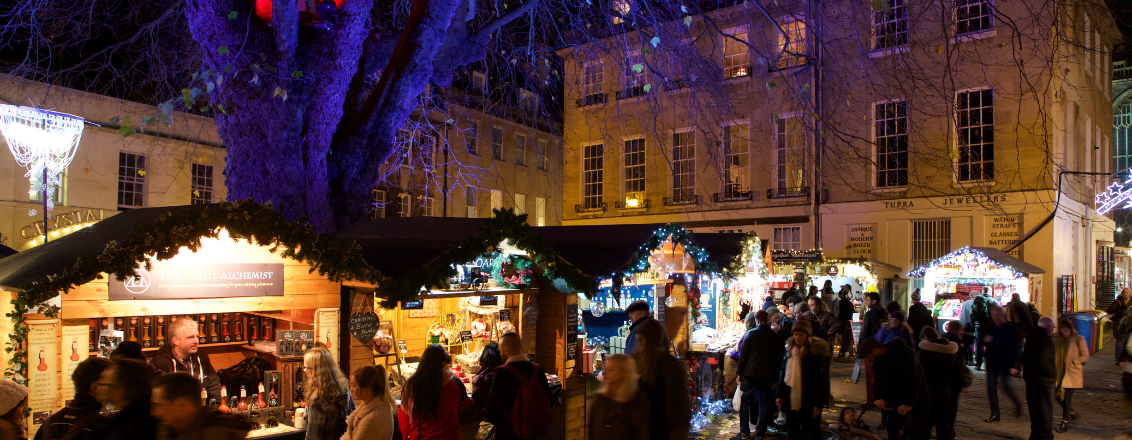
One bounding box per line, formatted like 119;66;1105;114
875;311;914;348
624;300;668;356
774;317;830;439
0;379;28;440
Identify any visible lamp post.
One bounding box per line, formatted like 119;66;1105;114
0;105;85;245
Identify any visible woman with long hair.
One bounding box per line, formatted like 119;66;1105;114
303;347;351;440
343;365;394;440
632;324;691;440
471;342;504;418
774;320;830;440
0;380;28;440
1054;317;1088;433
588;354;649;440
398;344;471;440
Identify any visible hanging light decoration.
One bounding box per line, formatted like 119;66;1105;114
0;105;84;212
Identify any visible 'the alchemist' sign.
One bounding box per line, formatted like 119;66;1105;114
770;249;823;263
107;262;285;300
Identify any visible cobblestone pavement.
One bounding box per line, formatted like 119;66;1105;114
692;335;1132;439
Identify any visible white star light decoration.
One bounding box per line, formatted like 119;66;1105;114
1096;177;1132;216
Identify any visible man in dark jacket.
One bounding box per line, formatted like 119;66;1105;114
860;338;930;440
624;300;669;356
941;321;974;437
782;284;804;308
1006;293;1035;334
152;372;251;440
917;335;961;440
859;292;887;406
735;310;785;439
836;287;856;358
906;291;935;346
983;307;1023;422
971;295;993;370
97;359;159;440
1021;318;1057;440
487;333;552;440
34;357;112;440
149;317;222;402
1107;288;1131;363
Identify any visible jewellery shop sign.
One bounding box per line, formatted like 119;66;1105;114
108;261;285;300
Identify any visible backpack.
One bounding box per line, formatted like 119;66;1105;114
971;297;989;325
499;363;551;439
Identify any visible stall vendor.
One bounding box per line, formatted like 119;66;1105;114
624;300;670;355
150;318;223;402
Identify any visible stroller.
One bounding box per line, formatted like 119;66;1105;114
823;407;883;440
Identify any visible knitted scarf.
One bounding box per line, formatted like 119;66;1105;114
784;345;804;411
1054;334;1070;400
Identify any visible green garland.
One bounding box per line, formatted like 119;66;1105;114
377;208;598;308
491;254;533;288
6;200;380;384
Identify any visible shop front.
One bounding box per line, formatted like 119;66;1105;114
908;246;1045;327
0;202;373;439
768;250;901;303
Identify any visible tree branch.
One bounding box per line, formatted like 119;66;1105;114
272;0;299;71
473;0;538;42
52;0;187;77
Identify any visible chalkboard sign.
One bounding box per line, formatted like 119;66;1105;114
403;301;424;310
460;331;473;343
479;296;498;306
850;320;863;351
348;312;379;343
565;303;579;360
499;310;510;322
397;339;408;352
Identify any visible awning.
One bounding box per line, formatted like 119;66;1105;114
0;244;16;260
907;246;1045;277
336;217;488;278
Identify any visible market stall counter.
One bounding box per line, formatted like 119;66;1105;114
0;202;367;439
908;246;1045;330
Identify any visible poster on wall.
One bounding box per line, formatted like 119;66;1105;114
316;310;341;363
697;282;716;328
846;224;876;259
27;320;59;435
408;299;439;318
61;326;89;403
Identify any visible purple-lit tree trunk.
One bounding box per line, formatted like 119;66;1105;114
183;0;533;231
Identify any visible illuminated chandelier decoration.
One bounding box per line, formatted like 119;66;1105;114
1096;176;1132;216
0;105;85;211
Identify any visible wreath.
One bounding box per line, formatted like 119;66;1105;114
492;254;533;288
689;286;702;321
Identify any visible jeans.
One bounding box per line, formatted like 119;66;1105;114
1117;339;1125;362
949;385;963;438
974;330;987;368
864;358;875;405
737;379;756;435
784;408;822;440
1026;385;1054;440
741;376;777;435
1058;388;1075;421
986;368;1021;416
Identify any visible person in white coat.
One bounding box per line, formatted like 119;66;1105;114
342;365;394;440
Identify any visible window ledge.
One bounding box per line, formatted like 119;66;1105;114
870;186;908;194
949;30;996;44
723;73;751;83
951;180;995;189
868;46;909;58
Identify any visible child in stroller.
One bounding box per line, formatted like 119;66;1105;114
826;407;881;440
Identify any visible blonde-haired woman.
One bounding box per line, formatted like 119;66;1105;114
1054;317;1088;433
343;365;394;440
588;354;649;440
304;347;351;440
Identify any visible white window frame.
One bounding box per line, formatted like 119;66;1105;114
465;189;477;218
516;134;527;166
423;196;435;217
623;137;646;203
773;226;801;250
32;169;66;205
118;152;146;209
519;89;538;113
722;27;750;78
721;122;751;199
954;87;995;183
873;100;909;189
872;0;908;51
582;143;605;210
672;130;696;202
623;50;647;89
398;193;411;218
774;17;806;71
471;72;487;95
515;193;527;216
536;139;548;170
491;189;504;211
954;0;994;37
774;114;807;196
1084;14;1092;78
492;127;504;161
582;60;604;99
371;189;386;219
535;197;547;226
191;163;214;205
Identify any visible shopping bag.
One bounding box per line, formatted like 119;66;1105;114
731;386;743;409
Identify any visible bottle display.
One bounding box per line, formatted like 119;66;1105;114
141;317;152;347
219;386;230;413
200;388;207;407
156;316;166;347
256;382;266;408
237;386;249;411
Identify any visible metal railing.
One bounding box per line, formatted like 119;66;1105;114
574;201;607;213
663;194;699;206
767;186;810;199
615;199;651;209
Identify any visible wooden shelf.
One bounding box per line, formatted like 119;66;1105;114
243;311;314;326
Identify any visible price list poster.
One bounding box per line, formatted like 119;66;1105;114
61;325;89;403
27;320;59;435
317;309;341;363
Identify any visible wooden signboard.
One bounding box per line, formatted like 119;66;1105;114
565;304;578;360
107;263;285;300
850;320;863;351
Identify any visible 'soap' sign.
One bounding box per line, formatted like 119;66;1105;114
107;262;285;300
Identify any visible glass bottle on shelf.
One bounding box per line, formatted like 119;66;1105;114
256;382;266;408
141;317;152;347
237;386;249;411
127;317;138;342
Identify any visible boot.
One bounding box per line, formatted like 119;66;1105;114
983;414;1000;423
1056;420;1069;433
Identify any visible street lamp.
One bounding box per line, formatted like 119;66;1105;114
0;105;85;245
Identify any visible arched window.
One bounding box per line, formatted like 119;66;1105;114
1115;100;1132;176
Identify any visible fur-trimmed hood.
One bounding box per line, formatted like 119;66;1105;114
918;339;958;354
